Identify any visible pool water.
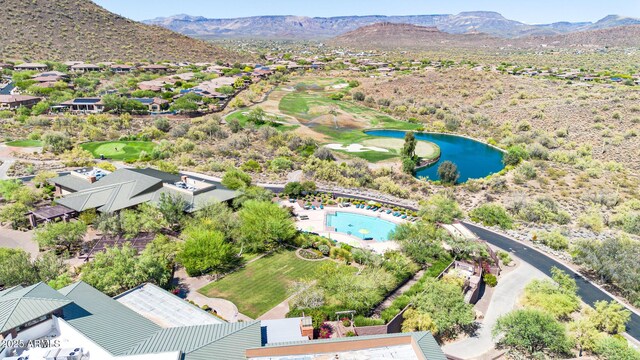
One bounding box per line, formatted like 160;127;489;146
326;212;397;242
365;130;505;183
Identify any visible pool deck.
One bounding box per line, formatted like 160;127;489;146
282;202;407;254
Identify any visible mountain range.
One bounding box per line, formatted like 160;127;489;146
0;0;240;62
143;12;640;40
329;22;640;50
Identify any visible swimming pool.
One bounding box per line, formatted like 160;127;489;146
326;212;397;242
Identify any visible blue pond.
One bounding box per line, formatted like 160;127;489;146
326;212;397;242
365;130;505;182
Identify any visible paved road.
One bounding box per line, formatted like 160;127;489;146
462;221;640;341
443;260;546;359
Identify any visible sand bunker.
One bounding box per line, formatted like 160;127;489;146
325;144;390;153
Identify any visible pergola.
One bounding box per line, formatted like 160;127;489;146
27;205;78;228
82;232;155;261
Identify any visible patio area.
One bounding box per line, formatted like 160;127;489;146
283;201;408;253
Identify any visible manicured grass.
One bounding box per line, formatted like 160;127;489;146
81;141;156;161
226;111;299;132
198;250;333;318
6;139;43;147
363;138;440;160
333;149;399;163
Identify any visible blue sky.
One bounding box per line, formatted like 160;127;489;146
93;0;640;24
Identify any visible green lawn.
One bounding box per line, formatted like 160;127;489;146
81;141;156;161
333;149;399;163
6;139;43;147
198;250;332;318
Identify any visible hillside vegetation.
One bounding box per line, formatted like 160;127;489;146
0;0;241;62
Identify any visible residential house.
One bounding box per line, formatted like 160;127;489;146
0;63;13;70
0;281;447;360
110;64;135;74
139;64;170;73
59;98;105;114
0;95;41;110
31;71;69;84
131;97;169;112
13;63;48;71
138;79;171;92
63;61;84;67
70;63;101;73
49;167;240;213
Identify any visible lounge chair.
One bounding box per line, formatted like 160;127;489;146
401;215;407;219
386;210;392;214
312;205;316;210
320;204;324;209
366;205;371;210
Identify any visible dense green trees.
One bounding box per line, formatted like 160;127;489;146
177;224;240;277
408;278;475;338
0;249;67;288
391;222;449;265
42;131;72;154
0;248;38;287
400;132;418;175
81;239;174;296
283;181;317;197
34;221;87;253
573;236;640;306
237;200;296;253
493;309;572;357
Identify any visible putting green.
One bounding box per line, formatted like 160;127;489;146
81;141;156;161
362;138;440;160
6;140;43;147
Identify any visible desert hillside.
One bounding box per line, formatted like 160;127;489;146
330;22;498;49
0;0;241;62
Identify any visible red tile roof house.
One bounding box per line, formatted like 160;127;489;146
0;95;41;110
13;63;49;71
59;98;105;114
110;64;135;74
70;63;101;73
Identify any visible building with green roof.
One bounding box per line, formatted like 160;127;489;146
0;281;446;360
49;167;239;214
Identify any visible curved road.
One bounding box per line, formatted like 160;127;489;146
461;221;640;341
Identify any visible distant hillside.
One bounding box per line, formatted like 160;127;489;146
331;22;640;51
0;0;240;62
521;25;640;48
144;12;640;40
330;23;499;50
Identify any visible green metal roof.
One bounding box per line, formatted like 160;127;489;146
127;321;262;360
0;282;72;333
49;175;94;192
54;168;239;213
59;281;161;356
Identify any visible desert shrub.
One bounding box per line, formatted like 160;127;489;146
503;145;529;166
497;251;512;265
578;208;605;233
353;91;365;101
484;273;498;287
353;316;385;327
517;163;537;179
470;203;513;229
318;245;330;256
536;230;569;250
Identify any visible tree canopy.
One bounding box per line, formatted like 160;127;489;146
493;309;572;357
237;200;296;253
